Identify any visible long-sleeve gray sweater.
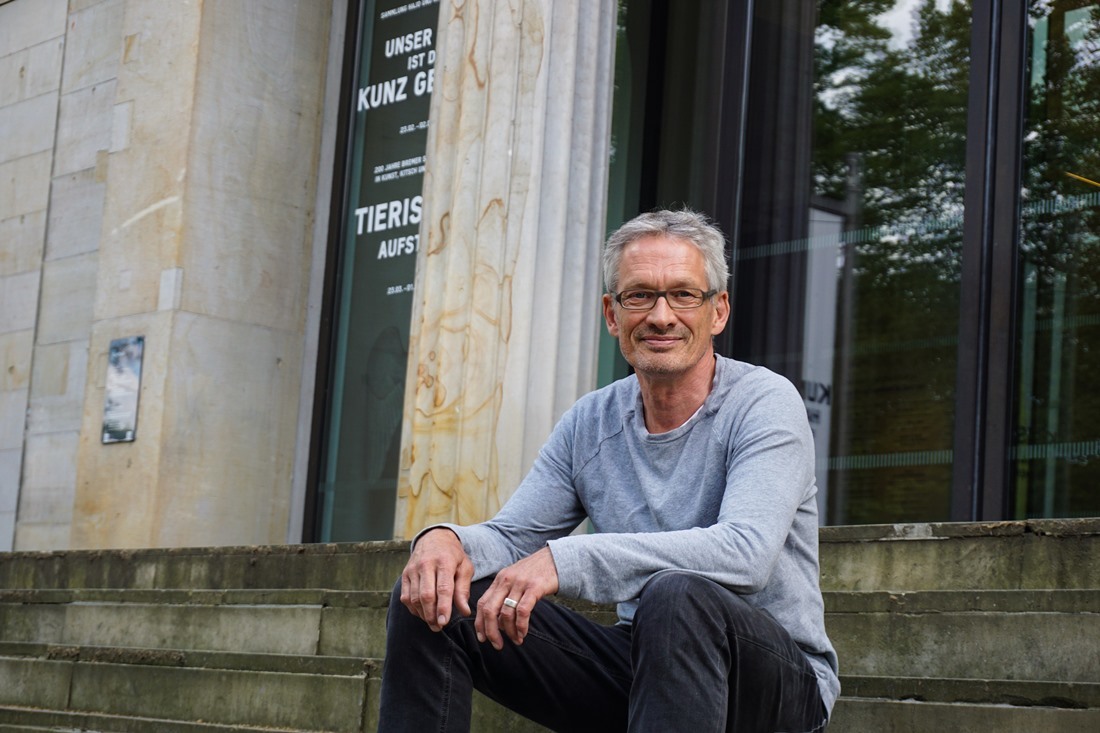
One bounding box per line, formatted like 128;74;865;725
437;355;840;714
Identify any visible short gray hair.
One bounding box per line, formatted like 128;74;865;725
602;209;730;294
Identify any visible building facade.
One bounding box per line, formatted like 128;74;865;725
1;0;1097;551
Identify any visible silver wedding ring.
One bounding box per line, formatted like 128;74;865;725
503;597;519;609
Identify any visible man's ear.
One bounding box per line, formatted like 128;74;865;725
603;293;619;336
711;291;731;335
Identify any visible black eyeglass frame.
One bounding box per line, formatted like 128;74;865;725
612;288;719;310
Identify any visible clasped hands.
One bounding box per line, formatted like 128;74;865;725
399;527;559;650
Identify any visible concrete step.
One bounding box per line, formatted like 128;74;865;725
0;644;373;732
839;674;1100;709
0;643;548;733
0;706;314;733
0;543;410;593
2;518;1094;595
0;588;616;659
829;674;1100;732
0;588;391;658
829;697;1100;732
820;518;1100;592
825;589;1100;683
7;586;1095;685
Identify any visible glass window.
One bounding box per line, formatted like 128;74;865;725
732;0;972;524
1012;1;1100;518
316;0;438;541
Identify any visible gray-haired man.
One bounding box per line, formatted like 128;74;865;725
379;209;839;732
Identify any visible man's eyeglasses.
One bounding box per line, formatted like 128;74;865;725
613;288;718;311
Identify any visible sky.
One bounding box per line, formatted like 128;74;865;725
877;0;956;49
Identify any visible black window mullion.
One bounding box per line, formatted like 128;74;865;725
982;0;1028;520
953;0;1028;521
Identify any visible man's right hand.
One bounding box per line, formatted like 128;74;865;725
400;527;475;631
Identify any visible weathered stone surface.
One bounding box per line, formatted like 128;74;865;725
53;80;116;177
36;253;98;345
0;209;47;277
60;0;123;94
146;312;302;548
67;0;334;551
829;698;1100;732
68;662;366;731
60;603;324;655
0;271;39;335
841;674;1100;709
15;433;78;520
0;511;13;552
0;92;58;164
0;450;21;511
0;603;65;644
0;542;410;591
71;313;172;549
0;150;51;220
820;520;1100;591
0;656;72;708
46;168;106;261
0;38;64;107
0;0;67;58
0;389;28;451
828;608;1100;682
11;522;71;552
0;329;33;392
319;605;389;658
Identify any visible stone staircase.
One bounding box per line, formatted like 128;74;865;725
821;519;1100;731
0;520;1096;732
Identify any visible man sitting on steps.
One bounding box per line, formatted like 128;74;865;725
378;208;840;733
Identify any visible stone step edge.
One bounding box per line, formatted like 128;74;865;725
0;541;410;563
0;641;380;677
0;588;619;619
3;586;1094;614
0;588;394;608
824;588;1100;613
0;705;318;733
840;675;1100;709
820;517;1100;542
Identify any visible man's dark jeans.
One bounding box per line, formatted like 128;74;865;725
378;571;827;732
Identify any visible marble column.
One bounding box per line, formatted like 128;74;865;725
394;0;617;537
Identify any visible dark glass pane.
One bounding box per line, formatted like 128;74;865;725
814;0;971;524
317;0;436;540
1012;1;1100;518
734;0;972;524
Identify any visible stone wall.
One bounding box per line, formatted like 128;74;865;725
0;0;340;550
1;0;72;550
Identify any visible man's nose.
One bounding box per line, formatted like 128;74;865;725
645;294;678;323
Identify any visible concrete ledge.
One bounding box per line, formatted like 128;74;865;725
840;675;1100;709
820;518;1100;542
0;648;544;733
824;588;1100;613
821;521;1100;591
830;698;1100;732
0;705;325;733
0;542;410;592
0;653;370;732
0;642;377;676
828;610;1100;682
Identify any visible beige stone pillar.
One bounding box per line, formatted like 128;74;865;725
69;0;334;548
395;0;617;537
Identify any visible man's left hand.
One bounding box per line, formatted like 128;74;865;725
475;546;559;650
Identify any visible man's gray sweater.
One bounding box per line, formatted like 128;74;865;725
439;355;840;714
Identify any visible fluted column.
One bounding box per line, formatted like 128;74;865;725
394;0;616;537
